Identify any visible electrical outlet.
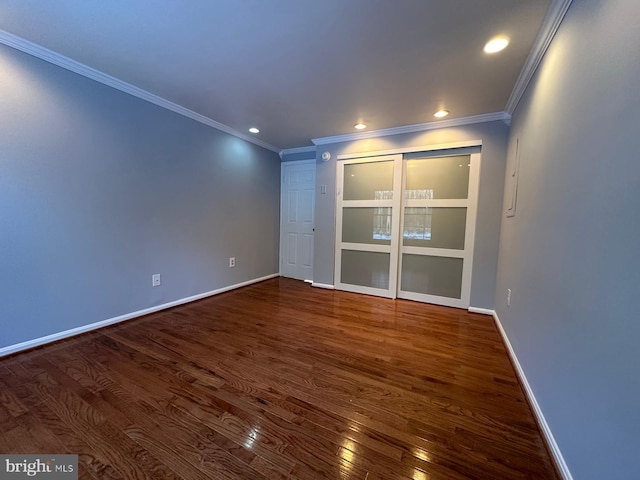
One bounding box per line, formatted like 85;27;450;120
229;257;236;268
152;274;161;287
507;288;512;306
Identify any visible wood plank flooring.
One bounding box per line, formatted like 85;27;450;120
0;277;559;479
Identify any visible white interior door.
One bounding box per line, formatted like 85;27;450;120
280;160;315;281
334;155;403;298
334;150;480;308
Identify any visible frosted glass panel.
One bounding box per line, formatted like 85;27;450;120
341;250;389;289
403;207;467;249
401;255;463;298
344;161;394;200
405;155;470;199
342;208;392;245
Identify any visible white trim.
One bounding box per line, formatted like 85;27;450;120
404;199;468;208
342;200;394;208
468;307;495;316
313;113;508;146
401;246;465;258
280;146;316;157
0;30;280;153
505;0;573;114
0;273;278;358
462;152;481;307
279;159;316;170
311;282;335;290
341;243;391;254
493;311;574;480
280;159;316;167
337;140;483;160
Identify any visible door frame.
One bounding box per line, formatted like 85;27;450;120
279;159;316;280
333;141;482;309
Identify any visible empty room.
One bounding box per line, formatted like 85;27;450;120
1;1;638;479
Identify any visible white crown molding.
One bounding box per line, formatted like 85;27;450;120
0;29;281;153
280;145;316;158
505;0;574;114
312;112;511;146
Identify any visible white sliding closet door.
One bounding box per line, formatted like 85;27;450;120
397;153;480;308
334;155;403;298
335;151;480;309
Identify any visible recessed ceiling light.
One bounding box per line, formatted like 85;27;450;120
434;110;449;118
354;123;367;130
249;127;260;134
484;37;509;54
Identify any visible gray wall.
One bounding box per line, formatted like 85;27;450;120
314;121;508;308
281;149;316;162
494;0;640;478
0;44;281;350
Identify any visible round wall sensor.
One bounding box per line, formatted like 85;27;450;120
322;151;331;162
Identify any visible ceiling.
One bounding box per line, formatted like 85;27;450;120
0;0;552;151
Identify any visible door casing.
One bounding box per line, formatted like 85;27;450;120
333;144;481;308
280;160;316;281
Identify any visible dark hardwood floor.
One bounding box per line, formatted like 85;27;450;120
0;277;559;479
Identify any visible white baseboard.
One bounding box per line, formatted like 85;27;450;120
493;311;573;480
468;307;495;315
0;273;279;358
311;282;335;290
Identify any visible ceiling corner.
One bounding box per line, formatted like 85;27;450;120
505;0;574;114
0;29;281;154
